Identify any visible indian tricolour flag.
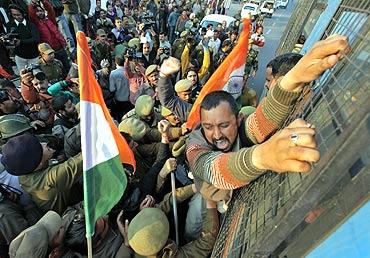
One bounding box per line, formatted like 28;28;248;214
186;18;251;129
77;32;136;238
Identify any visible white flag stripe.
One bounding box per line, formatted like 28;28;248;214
222;65;246;99
81;100;119;171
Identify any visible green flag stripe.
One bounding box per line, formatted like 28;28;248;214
83;155;127;237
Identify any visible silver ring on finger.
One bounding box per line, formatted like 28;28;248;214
290;132;299;146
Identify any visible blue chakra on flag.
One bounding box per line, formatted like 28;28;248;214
223;75;244;99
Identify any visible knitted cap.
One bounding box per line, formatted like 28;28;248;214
174;79;192;93
119;118;149;141
135;95;155;118
145;65;158;76
1;133;43;175
128;208;170;256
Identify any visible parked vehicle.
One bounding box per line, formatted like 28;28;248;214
276;0;289;8
200;14;236;29
260;1;275;18
244;0;263;6
241;3;260;18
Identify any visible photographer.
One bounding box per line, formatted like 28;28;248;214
6;4;40;72
20;67;53;103
159;31;171;51
47;78;80;104
123;49;146;104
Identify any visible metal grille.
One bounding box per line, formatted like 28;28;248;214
212;0;370;257
275;0;317;55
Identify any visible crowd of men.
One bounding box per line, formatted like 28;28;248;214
0;0;350;257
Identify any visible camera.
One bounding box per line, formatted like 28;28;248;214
0;28;19;46
140;13;156;31
163;47;170;55
25;64;42;75
125;47;137;60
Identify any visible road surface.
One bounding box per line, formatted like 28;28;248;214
226;0;297;98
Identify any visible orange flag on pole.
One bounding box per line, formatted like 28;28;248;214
186;18;251;129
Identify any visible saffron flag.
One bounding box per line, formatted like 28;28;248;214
186;18;251;129
77;31;135;237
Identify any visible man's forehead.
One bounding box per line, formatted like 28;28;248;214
200;101;235;119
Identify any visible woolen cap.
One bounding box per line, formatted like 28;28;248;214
145;65;158;76
175;79;192;93
128;208;170;256
135;95;155;117
119;118;149;141
1;133;43;176
38;43;54;55
9;211;62;258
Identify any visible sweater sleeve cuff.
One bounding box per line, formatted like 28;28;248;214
232;146;266;183
270;79;302;107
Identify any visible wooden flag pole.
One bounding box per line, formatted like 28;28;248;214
171;172;179;245
87;236;93;258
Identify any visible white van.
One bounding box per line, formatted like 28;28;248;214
200;14;236;29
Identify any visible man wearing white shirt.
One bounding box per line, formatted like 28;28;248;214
207;30;221;59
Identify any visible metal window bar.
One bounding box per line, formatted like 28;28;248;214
275;0;317;55
211;0;370;257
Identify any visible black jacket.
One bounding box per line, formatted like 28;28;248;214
6;19;39;59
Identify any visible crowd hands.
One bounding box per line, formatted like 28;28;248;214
0;0;350;256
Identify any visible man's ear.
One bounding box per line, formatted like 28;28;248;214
237;113;243;126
